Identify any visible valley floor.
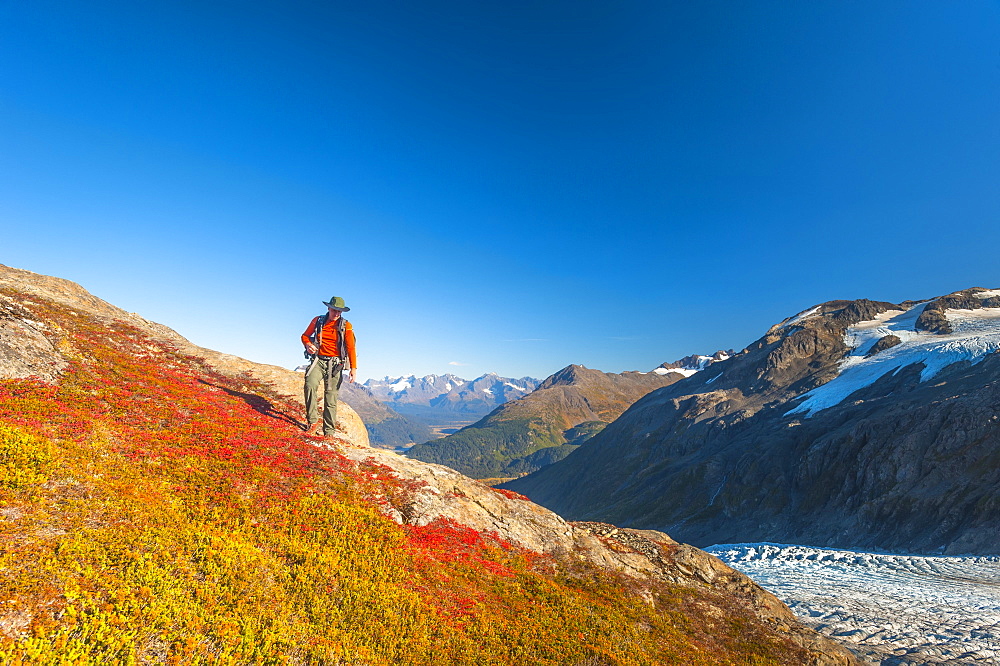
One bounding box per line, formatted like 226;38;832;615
707;543;1000;665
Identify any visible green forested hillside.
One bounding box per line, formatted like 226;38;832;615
407;365;680;478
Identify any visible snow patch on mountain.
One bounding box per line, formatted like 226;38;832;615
708;543;1000;665
654;366;699;377
654;351;731;377
778;306;822;330
789;303;1000;416
388;377;413;392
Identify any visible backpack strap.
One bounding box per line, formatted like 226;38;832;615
309;313;328;349
337;317;348;364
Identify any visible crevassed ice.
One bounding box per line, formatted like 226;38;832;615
707;543;1000;665
787;302;1000;416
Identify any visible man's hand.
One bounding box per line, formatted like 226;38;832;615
305;343;318;355
349;368;357;383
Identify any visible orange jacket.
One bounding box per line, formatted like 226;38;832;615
302;316;357;369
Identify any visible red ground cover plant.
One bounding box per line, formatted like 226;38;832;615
0;292;808;664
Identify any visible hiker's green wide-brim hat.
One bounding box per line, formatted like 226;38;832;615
323;296;350;311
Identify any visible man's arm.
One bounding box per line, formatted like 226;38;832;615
345;322;357;382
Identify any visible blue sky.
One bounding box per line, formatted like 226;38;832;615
3;1;999;381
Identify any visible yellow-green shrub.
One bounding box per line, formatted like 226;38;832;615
0;424;52;489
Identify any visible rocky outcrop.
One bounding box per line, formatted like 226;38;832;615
338;446;858;666
506;290;1000;555
915;288;1000;334
865;334;901;357
0;296;68;382
0;264;369;447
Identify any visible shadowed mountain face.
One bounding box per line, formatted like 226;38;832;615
405;364;685;479
505;290;1000;556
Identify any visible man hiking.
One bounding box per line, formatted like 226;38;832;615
301;296;357;438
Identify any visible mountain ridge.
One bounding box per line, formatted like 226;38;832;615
407;362;712;478
363;372;539;414
504;288;1000;555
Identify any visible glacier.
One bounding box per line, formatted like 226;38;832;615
708;543;1000;665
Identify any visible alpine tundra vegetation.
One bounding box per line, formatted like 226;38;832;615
0;265;856;665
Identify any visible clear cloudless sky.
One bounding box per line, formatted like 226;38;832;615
2;1;999;381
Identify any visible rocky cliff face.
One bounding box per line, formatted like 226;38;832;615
406;364;685;479
0;264;370;447
505;290;1000;555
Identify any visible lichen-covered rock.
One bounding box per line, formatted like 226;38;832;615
0;296;67;382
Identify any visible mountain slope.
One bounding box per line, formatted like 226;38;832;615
505;289;1000;555
0;265;856;665
406;364;687;478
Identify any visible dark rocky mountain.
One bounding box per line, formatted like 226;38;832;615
363;372;539;414
505;289;1000;556
406;363;693;479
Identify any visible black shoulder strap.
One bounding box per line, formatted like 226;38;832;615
310;313;328;346
337;317;348;362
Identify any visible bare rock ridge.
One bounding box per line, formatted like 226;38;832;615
505;289;1000;555
0;264;372;446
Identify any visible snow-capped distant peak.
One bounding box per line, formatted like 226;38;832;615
504;382;528;391
388;377;413;392
789;301;1000;416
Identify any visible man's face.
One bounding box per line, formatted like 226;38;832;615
328;307;342;319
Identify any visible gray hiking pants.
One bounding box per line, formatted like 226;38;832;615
304;356;343;434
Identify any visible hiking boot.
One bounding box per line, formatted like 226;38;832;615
304;421;322;436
